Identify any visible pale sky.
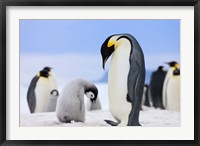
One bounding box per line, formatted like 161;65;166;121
20;19;180;83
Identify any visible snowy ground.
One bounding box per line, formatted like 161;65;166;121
20;54;181;127
20;107;180;127
20;83;181;127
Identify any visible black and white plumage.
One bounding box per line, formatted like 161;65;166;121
44;89;59;112
162;61;179;109
149;66;166;109
86;95;102;111
56;78;98;123
101;33;145;126
165;68;180;111
27;67;57;113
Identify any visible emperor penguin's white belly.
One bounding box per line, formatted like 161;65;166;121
166;76;180;112
34;77;57;113
163;68;174;107
108;46;132;125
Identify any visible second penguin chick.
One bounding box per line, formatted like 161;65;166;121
44;89;59;112
56;78;98;123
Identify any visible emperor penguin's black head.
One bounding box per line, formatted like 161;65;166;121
50;89;59;96
101;34;132;69
38;70;50;78
43;66;52;72
42;66;53;76
158;66;165;71
85;86;98;103
165;61;179;68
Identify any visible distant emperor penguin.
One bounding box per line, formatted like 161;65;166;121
27;67;57;113
162;61;179;109
101;33;145;126
149;66;166;109
166;68;180;111
44;89;59;112
56;78;98;123
141;84;151;108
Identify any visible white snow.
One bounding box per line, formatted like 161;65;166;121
20;82;181;127
20;54;181;127
21;82;180;127
20;107;180;127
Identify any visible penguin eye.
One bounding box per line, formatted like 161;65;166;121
90;93;95;98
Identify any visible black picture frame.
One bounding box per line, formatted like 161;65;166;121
0;0;199;145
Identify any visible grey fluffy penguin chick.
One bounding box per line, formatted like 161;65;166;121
56;78;98;123
44;89;59;112
86;95;102;111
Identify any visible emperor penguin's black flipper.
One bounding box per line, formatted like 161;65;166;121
126;34;145;126
127;62;143;126
27;75;39;113
104;120;119;126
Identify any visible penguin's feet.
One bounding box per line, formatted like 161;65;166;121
104;120;119;126
128;121;141;126
62;116;71;123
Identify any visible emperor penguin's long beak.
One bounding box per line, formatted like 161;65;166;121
100;35;115;70
102;57;108;70
101;45;114;70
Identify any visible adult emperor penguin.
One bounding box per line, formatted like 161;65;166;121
86;95;102;111
142;84;151;107
166;68;180;111
162;61;179;108
27;67;57;113
101;33;145;126
44;89;59;112
56;78;98;123
149;66;166;109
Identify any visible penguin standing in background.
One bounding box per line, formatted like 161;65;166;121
44;89;59;112
166;68;180;111
142;84;151;107
162;61;179;108
101;33;145;126
56;78;98;123
149;66;166;109
86;95;102;111
140;84;150;110
27;67;57;113
141;85;148;108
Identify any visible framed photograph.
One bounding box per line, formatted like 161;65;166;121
0;0;199;145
